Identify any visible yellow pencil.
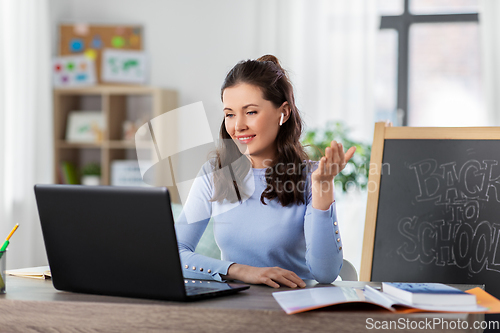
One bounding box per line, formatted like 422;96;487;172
5;224;18;240
0;224;19;252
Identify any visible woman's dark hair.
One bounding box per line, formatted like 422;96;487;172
210;55;310;207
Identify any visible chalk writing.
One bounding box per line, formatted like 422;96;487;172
410;159;500;204
397;159;500;274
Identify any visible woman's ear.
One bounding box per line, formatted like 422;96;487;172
280;101;291;124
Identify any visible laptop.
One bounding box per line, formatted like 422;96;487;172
34;184;249;301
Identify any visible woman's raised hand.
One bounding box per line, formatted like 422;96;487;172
311;140;356;183
224;263;306;288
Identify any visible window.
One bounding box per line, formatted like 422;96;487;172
374;0;483;126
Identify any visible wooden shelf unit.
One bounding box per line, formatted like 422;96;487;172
53;85;177;185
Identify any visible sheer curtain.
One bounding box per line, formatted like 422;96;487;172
479;0;500;126
256;0;378;142
0;0;53;269
255;0;379;275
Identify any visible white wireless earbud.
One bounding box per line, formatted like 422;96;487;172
279;113;284;126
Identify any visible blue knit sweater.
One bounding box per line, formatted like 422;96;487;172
175;162;343;284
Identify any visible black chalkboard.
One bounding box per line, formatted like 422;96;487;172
370;139;500;298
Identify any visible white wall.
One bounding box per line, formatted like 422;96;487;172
54;0;263;139
49;0;71;54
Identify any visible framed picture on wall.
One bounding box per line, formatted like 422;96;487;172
52;55;97;87
66;111;106;143
102;49;148;84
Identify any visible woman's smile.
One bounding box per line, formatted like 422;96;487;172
236;134;256;144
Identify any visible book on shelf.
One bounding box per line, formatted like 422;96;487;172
382;282;477;306
6;266;51;280
272;285;499;315
111;160;147;187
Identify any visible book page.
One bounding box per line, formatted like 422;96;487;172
273;286;393;314
6;266;51;279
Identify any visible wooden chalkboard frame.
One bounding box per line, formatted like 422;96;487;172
359;122;500;281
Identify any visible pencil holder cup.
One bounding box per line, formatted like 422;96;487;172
0;250;5;293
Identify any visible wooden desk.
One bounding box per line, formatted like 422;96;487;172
0;276;485;333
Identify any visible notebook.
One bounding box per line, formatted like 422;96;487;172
34;184;249;301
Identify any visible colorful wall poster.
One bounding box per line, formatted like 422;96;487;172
101;49;148;84
59;24;143;84
52;55;96;87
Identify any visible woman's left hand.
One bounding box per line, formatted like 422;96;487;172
311;140;356;183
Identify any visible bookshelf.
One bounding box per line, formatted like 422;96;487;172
53;85;178;187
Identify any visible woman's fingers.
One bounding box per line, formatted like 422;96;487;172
313;142;356;180
272;275;298;288
325;143;333;160
333;141;340;173
325;141;340;175
259;268;306;288
345;146;356;163
261;277;280;289
284;270;306;288
325;145;332;174
230;265;306;289
329;142;356;173
333;141;343;174
338;142;345;165
318;156;325;175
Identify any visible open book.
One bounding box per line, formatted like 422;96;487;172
6;266;51;280
272;285;499;315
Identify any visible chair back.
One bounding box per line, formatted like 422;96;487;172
339;259;358;281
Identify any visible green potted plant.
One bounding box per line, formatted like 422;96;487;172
302;121;371;192
81;162;101;186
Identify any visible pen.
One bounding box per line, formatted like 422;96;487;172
0;224;19;252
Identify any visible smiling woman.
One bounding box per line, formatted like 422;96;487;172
223;84;283;165
174;55;356;288
214;55;307;207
